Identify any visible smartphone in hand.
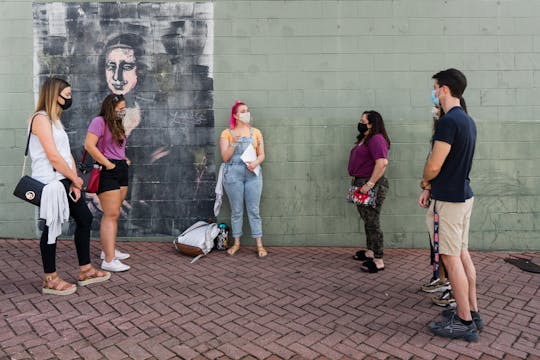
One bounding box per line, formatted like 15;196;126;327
68;191;77;202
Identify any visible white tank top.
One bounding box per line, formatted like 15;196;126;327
29;111;73;184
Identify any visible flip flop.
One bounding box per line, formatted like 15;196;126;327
353;250;373;261
360;260;384;273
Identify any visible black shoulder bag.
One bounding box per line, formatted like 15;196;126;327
13;114;46;206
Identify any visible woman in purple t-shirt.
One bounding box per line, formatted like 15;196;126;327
347;110;390;273
84;94;131;273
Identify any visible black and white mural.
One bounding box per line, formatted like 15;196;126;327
33;2;215;236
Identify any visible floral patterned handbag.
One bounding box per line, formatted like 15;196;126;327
347;185;378;208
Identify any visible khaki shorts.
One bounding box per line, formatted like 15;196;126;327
426;197;474;257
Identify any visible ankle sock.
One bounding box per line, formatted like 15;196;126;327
458;316;473;325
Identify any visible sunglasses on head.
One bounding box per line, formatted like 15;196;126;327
112;94;124;103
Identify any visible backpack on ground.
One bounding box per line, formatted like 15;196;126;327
173;221;219;263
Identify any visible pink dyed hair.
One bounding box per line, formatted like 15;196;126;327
230;100;245;129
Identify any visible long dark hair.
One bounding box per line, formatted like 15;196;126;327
357;110;391;149
99;94;126;145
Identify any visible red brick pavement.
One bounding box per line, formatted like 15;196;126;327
0;239;539;360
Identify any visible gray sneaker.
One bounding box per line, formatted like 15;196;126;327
441;308;484;331
422;278;451;293
429;313;479;342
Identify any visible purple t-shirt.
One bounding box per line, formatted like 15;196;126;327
87;116;126;160
348;133;389;177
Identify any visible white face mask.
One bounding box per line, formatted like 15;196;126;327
238;111;251;124
431;107;440;120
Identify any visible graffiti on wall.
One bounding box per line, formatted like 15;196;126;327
33;2;215;236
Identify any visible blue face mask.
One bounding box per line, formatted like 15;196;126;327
431;90;439;106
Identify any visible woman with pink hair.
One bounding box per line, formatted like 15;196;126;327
219;101;267;257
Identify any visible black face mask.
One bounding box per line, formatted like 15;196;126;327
58;95;72;110
357;122;369;134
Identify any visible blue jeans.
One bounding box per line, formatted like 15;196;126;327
223;163;263;238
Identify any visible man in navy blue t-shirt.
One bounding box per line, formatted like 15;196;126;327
418;68;482;342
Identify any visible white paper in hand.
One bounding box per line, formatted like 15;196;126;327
240;143;261;176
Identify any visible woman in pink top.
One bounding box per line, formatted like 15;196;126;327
84;94;131;272
347;110;391;273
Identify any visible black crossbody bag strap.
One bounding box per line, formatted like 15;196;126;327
21;113;40;177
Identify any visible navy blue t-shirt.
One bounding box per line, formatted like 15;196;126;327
430;106;476;202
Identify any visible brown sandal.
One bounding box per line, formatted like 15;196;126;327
42;273;77;296
257;246;268;258
227;244;240;256
78;267;111;287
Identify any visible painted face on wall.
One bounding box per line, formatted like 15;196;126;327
105;47;138;95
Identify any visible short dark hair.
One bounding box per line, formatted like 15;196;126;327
432;68;467;98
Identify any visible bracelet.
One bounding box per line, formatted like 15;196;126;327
366;181;375;188
421;184;431;191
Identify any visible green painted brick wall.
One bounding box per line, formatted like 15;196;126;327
0;0;539;250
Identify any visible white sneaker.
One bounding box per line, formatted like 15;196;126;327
100;249;130;260
101;259;131;272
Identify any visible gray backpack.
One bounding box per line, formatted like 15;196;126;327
173;221;219;263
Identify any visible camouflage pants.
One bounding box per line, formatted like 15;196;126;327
354;176;389;259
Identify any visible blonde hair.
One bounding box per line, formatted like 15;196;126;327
35;77;70;123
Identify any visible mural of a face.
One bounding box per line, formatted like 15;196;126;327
105;46;138;95
34;2;215;237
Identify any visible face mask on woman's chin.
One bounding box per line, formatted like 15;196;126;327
431;107;440;120
238;112;251;124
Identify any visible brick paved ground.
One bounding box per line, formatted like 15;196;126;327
0;239;539;360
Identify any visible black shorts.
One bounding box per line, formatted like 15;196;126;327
97;159;129;195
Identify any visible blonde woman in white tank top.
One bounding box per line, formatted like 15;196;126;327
30;77;110;295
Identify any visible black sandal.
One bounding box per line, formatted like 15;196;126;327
360;260;384;273
353;250;373;261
